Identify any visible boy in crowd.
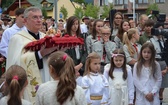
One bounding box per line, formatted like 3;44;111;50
138;19;154;45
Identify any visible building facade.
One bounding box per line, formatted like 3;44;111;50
94;0;168;20
2;0;82;20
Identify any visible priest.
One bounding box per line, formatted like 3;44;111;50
6;6;57;104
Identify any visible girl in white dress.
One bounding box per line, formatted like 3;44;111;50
133;42;162;105
0;65;31;105
35;51;87;105
104;49;134;105
82;52;109;105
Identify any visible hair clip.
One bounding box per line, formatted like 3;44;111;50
12;75;19;80
62;54;67;61
112;54;124;58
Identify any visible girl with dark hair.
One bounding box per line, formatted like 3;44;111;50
66;16;81;37
114;20;130;49
82;52;109;105
39;22;48;34
133;42;162;105
104;49;134;105
111;12;123;40
65;16;87;76
35;51;86;105
86;19;104;54
0;65;31;105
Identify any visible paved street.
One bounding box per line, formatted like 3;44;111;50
163;88;168;105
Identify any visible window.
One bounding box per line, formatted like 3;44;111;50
42;2;48;8
115;0;128;5
115;0;123;5
100;0;108;6
155;0;165;3
43;3;48;8
104;0;108;5
137;0;148;3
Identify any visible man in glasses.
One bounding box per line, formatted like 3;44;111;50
6;7;57;104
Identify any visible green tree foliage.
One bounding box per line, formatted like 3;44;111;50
146;3;159;15
74;7;84;20
41;7;47;19
146;3;159;20
60;5;68;20
101;3;113;19
84;4;100;19
1;0;15;11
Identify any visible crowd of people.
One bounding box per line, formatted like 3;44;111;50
0;6;168;105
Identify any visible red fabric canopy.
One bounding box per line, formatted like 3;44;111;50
24;35;84;51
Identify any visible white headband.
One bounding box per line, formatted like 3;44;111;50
112;54;124;58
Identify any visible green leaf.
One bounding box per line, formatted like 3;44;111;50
74;7;84;20
84;4;100;19
146;4;159;15
101;3;113;19
60;5;68;20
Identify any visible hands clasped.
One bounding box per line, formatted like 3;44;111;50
145;93;154;102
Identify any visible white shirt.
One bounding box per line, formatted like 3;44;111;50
104;64;134;104
2;24;10;30
0;23;26;57
112;28;118;36
75;45;80;59
133;62;162;105
80;23;88;33
36;81;87;105
81;72;109;105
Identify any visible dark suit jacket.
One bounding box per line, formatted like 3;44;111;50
65;34;87;65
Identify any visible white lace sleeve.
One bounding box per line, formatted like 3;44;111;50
74;86;87;105
81;76;92;104
127;66;134;104
101;75;110;105
103;64;110;81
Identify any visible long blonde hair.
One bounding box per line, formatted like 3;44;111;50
123;28;137;56
84;52;101;76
